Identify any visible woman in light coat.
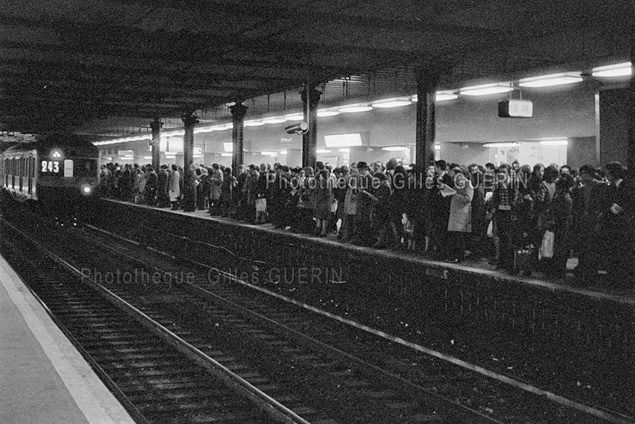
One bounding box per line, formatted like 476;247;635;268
447;166;474;262
169;164;181;209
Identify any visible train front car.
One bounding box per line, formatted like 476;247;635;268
35;137;100;211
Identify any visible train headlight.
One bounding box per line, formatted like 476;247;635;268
82;186;92;194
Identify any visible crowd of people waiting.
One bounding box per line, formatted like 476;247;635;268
98;157;635;289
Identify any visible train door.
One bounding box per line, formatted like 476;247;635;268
11;158;15;190
28;155;34;194
19;156;24;193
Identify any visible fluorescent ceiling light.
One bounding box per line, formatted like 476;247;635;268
260;151;276;156
193;154;204;158
434;144;441;150
213;123;232;131
324;133;363;148
164;151;178;155
339;104;373;113
592;62;632;77
371;98;411;108
482;142;518;148
93;135;151;145
244;120;265;127
539;139;568;146
317;109;340;117
519;72;582;87
316;149;331;154
194;127;216;133
143;156;152;159
412;93;458;102
262;116;287;124
435;91;458;102
280;150;288;155
223;142;233;152
382;146;407;151
284;113;304;121
459;83;513;96
338;148;350;153
220;153;232;157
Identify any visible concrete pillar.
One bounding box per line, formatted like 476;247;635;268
415;67;440;169
230;103;247;177
150;118;162;172
301;85;322;169
182;113;198;210
182;114;198;172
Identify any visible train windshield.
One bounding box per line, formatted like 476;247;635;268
74;159;97;178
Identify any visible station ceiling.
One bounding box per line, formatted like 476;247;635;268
0;0;632;141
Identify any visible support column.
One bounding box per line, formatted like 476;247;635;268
415;67;440;169
301;85;322;169
182;114;198;171
182;113;198;211
230;103;247;176
150;118;162;172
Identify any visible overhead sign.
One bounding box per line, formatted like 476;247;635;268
498;99;533;118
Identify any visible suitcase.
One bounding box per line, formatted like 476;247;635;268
513;245;534;276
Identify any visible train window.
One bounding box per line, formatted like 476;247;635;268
64;159;74;177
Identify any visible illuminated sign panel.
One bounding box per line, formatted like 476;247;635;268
324;133;363;148
64;159;74;177
498;99;533;118
41;160;61;175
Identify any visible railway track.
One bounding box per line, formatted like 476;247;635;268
0;207;627;423
0;216;310;424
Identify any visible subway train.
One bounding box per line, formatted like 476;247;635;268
0;135;100;208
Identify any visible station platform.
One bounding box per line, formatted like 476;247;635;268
106;199;635;304
0;254;135;424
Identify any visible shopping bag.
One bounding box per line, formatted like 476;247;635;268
255;198;267;212
539;230;554;259
514;245;534;273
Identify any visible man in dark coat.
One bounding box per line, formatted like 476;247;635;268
350;162;375;246
595;162;635;288
144;165;158;206
157;164;170;207
571;164;609;280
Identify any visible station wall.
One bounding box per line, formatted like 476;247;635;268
104;81;629;171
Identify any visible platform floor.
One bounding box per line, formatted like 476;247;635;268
0;255;135;424
111;200;635;304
